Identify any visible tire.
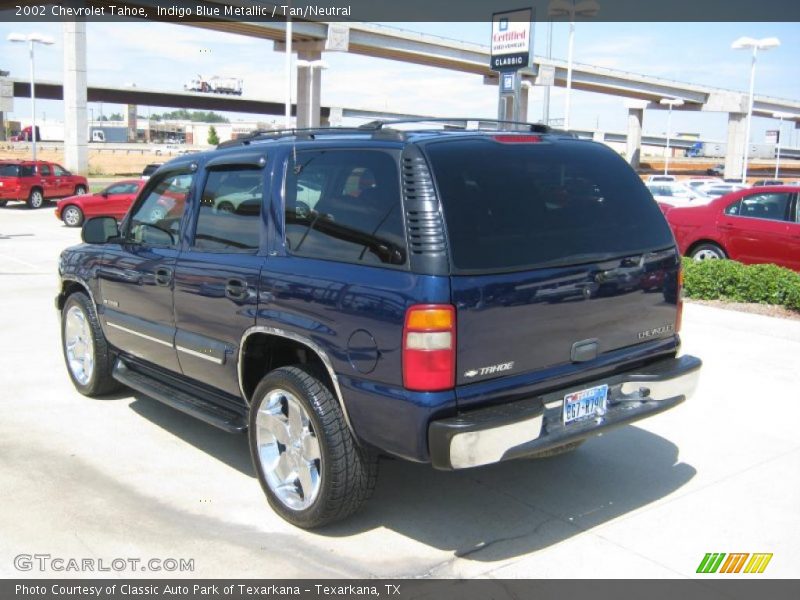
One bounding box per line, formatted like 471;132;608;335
527;440;585;459
248;365;378;529
0;200;7;208
690;243;727;261
61;292;121;396
27;188;44;209
62;205;84;227
217;201;235;213
74;185;87;195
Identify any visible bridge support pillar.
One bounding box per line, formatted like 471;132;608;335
725;112;746;181
296;51;323;129
624;100;648;171
63;22;88;176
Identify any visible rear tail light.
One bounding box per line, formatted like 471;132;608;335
676;266;684;333
402;304;455;391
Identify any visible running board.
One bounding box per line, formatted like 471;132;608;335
112;359;247;433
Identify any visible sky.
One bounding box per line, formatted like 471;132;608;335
1;20;799;146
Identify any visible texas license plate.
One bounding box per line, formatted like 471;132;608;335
563;384;608;425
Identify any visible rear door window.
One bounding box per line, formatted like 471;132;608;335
284;149;406;267
425;138;674;272
192;168;263;252
39;164;51;176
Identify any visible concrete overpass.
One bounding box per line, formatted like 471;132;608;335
9;9;800;177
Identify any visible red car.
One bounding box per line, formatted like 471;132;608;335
55;179;145;227
0;160;89;209
664;185;800;271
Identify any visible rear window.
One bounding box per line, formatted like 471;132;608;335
425;138;674;272
0;164;19;177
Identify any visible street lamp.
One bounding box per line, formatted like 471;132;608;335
548;0;600;131
7;32;54;161
731;36;780;184
295;59;328;128
772;111;793;179
660;98;684;176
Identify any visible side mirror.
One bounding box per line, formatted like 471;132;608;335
100;190;109;197
82;216;120;244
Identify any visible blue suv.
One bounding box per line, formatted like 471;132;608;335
57;121;701;528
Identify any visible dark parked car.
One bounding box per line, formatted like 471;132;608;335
0;160;88;208
56;121;701;528
706;164;724;176
664;185;800;271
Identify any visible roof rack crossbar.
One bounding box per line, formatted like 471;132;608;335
358;118;551;133
216;125;385;149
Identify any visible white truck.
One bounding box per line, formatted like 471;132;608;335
184;75;243;96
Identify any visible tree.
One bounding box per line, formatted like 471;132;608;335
109;113;123;121
207;125;219;146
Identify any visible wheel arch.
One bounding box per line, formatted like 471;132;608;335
56;276;96;312
238;326;356;435
685;238;727;258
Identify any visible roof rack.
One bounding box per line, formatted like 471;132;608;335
216;118;553;149
216;125;385;149
357;118;551;133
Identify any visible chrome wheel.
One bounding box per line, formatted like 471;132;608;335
29;190;43;208
692;248;723;261
255;388;322;511
63;206;82;227
64;305;95;386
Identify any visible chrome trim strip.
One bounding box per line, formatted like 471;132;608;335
238;326;355;435
449;414;544;469
107;321;173;348
176;344;224;365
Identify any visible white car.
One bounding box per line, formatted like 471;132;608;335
693;182;749;198
685;177;723;191
646;174;677;183
646;182;710;207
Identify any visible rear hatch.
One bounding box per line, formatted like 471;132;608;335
0;163;23;193
424;136;680;398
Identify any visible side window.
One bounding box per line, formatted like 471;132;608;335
19;165;34;177
126;172;194;247
725;199;741;215
105;184;127;195
285;150;406;267
52;164;68;176
39;164;51;176
736;193;791;222
192;168;263;252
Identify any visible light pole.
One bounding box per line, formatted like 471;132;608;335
731;36;780;184
548;0;599;131
660;98;684;176
772;111;792;179
295;59;328;128
7;32;54;161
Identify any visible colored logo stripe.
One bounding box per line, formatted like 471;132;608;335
697;552;773;574
697;553;726;573
744;553;773;574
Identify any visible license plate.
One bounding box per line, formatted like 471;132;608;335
563;384;608;425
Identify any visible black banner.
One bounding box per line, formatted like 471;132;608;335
1;0;800;22
3;580;800;600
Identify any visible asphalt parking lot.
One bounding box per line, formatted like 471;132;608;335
1;204;798;579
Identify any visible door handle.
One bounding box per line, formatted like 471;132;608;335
154;267;173;287
225;278;248;300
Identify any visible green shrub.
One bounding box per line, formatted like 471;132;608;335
682;258;800;312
